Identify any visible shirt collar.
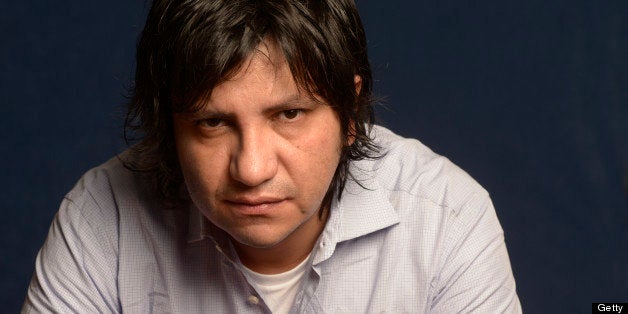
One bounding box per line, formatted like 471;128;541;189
187;205;209;244
187;205;234;250
335;175;400;242
187;205;243;264
313;160;400;264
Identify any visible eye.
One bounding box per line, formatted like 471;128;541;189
196;118;224;128
278;109;302;121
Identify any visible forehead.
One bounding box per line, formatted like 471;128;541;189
185;40;290;112
228;40;291;85
197;40;312;113
190;37;331;116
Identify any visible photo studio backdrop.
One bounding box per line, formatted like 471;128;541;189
2;1;626;312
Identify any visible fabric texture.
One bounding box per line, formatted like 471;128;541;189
23;125;521;313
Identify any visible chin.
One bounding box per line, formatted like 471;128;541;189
231;232;287;249
224;223;292;248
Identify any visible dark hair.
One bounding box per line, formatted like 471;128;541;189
124;0;379;215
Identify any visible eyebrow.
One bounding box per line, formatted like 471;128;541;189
261;94;320;115
188;93;321;119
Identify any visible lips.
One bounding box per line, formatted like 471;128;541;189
224;196;287;215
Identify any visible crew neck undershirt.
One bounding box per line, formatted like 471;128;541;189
241;253;312;314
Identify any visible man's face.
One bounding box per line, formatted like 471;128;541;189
173;42;344;251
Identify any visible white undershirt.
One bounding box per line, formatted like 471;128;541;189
241;254;311;314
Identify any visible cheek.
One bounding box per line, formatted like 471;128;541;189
183;150;228;184
291;125;343;185
175;139;229;199
179;149;229;218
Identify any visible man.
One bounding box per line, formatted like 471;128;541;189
23;0;521;312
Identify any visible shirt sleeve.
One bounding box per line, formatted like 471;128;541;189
22;196;120;313
430;194;522;313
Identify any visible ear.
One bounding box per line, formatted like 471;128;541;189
354;75;362;95
347;126;356;146
347;75;362;146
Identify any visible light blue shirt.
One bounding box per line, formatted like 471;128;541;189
23;126;521;313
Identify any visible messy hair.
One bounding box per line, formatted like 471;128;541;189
124;0;378;215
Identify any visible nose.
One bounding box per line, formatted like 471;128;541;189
230;127;278;187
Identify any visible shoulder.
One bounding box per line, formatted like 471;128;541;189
62;152;145;228
67;152;137;208
367;125;489;212
339;127;521;312
60;155;129;237
61;151;185;244
24;151;185;311
22;154;137;312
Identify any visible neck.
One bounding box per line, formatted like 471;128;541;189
233;211;328;274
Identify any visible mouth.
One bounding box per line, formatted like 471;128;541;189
223;196;287;215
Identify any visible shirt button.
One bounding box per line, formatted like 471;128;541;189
247;295;260;305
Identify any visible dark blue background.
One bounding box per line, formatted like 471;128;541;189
2;1;626;312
